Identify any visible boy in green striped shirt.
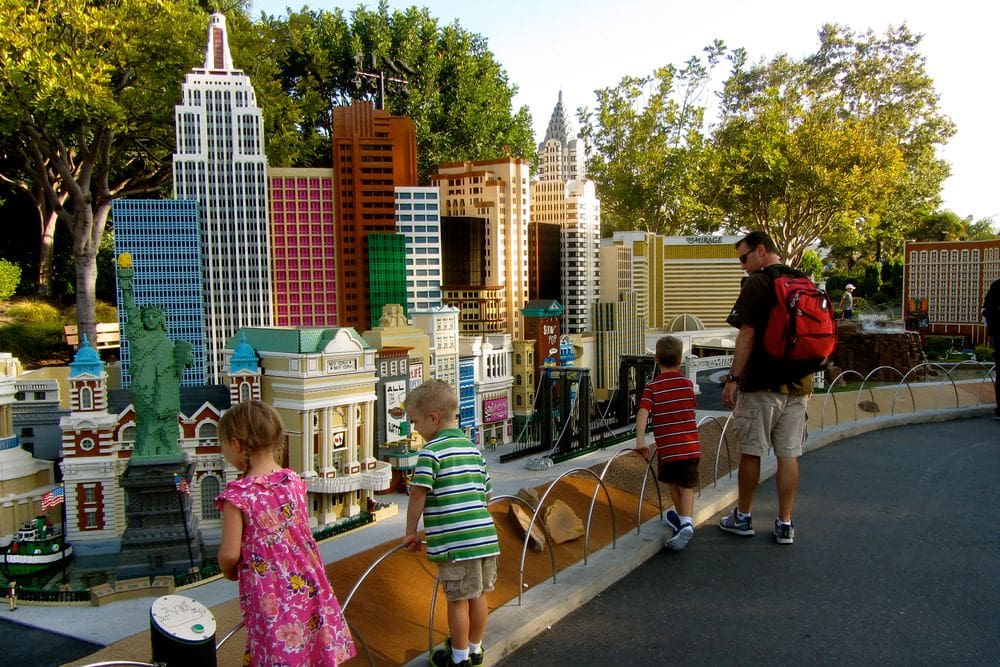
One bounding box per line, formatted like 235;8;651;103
403;379;500;667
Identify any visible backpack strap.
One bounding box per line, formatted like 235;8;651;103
763;265;805;281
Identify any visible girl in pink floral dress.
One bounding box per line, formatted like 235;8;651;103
216;400;355;666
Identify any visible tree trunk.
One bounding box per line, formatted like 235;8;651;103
73;201;111;348
75;246;98;348
37;208;57;298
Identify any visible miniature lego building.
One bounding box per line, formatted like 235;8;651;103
0;354;58;546
111;199;207;387
590;293;647;402
395;186;444;313
903;239;1000;345
225;327;392;526
434;158;532;340
459;334;514;446
662;235;744;328
457;357;477;445
58;339;124;556
532;93;601;334
268;167;338;327
522;299;564;384
368;232;409;327
410;305;460;390
528;220;561;302
12;368;69;461
511;340;536;432
362;305;432;394
56;333;231;560
372;346;411;460
601;233;744;330
601;232;661;328
174;13;273;384
332;101;418;330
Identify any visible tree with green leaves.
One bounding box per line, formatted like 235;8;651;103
258;2;535;180
579;42;728;235
907;209;998;242
0;0;207;343
707;24;955;267
0;258;20;300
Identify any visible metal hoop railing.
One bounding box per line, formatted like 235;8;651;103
855;366;906;420
897;361;958;411
216;620;243;650
701;414;735;489
488;494;558;601
593;448;664;536
819;370;865;428
975;364;997;405
517;468;616;601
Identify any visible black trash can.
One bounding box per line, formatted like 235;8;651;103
150;594;217;666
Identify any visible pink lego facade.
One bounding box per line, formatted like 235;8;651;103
269;169;338;326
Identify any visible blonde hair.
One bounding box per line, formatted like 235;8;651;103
218;400;286;470
655;335;683;368
405;379;458;420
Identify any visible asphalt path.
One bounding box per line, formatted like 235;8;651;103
0;616;100;665
501;417;1000;665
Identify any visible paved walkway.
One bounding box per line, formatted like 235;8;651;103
499;416;1000;665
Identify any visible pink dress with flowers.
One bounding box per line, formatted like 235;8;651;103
216;469;355;666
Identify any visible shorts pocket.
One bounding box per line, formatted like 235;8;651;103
438;561;465;595
728;407;757;445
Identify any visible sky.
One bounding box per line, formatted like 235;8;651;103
252;0;999;224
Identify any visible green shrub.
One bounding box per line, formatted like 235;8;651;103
64;300;118;324
0;259;21;300
923;336;951;361
4;299;61;324
974;344;995;361
0;322;69;365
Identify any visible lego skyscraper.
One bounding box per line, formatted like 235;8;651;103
531;93;600;333
332;102;418;331
112;199;207;388
173;13;273;384
434;158;532;340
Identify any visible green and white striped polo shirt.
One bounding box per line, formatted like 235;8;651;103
410;428;500;563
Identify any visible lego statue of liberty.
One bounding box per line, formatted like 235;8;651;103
116;254;193;460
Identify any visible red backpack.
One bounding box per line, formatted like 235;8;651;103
762;267;837;381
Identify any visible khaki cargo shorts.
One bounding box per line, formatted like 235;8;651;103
438;555;498;602
731;391;808;458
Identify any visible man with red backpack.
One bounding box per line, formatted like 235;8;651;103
719;232;834;545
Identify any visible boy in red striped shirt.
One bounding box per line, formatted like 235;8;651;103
635;335;702;551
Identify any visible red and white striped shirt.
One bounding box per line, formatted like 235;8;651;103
638;371;701;462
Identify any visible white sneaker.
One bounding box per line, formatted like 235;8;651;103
665;524;694;551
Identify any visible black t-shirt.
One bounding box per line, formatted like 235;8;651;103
984;278;1000;330
727;264;812;395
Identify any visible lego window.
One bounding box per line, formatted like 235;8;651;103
80;438;95;452
80;387;93;410
198;422;218;440
201;476;221;520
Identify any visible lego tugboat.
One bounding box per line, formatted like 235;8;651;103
1;516;73;576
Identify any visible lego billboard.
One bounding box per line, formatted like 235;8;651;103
482;396;508;423
385;379;407;443
409;362;423;390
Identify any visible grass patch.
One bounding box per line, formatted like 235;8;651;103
2;299;61;324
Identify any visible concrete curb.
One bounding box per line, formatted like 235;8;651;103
405;404;994;666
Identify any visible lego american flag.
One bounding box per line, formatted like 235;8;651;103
41;486;64;510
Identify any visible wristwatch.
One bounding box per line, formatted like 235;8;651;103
721;373;741;384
